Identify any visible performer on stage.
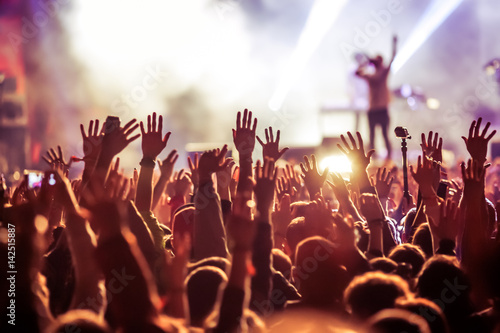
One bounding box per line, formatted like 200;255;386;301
355;35;397;159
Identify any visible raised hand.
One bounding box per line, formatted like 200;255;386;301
49;170;81;218
232;109;257;158
230;166;239;199
461;159;489;198
80;119;104;162
140;112;171;160
216;158;235;200
172;169;193;198
410;153;441;197
300;154;328;198
256;126;289;161
337;131;374;171
254;158;277;215
461;117;496;162
105;170;129;201
158;150;178;179
126;168;139;201
358;193;385;223
372;167;394;199
276;177;295;203
153;150;179;215
104;158;132;200
304;195;334;239
187;153;199;189
198;145;231;183
108;157;121;180
43;145;70;172
216;158;235;188
101;118;140;157
327;172;350;203
429;198;460;242
284;164;301;193
420;131;443;163
271;193;292;243
327;172;364;222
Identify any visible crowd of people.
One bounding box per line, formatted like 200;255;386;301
1;109;500;333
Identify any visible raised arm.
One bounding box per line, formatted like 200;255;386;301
135;112;171;212
87;176;162;332
256;126;289;161
53;171;104;314
337;131;375;194
461;159;490;266
358;193;386;257
327;171;363;222
79;119;104;184
300;154;328;199
461;117;496;163
192;146;231;261
371;167;394;214
388;35;398;67
152;149;178;210
91;118;140;188
410;154;441;247
250;158;276;314
215;195;256;333
233;109;257;195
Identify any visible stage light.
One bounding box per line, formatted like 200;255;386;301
426;98;440;109
320;154;352;174
407;96;416;108
400;84;412;98
391;0;463;74
268;0;349;111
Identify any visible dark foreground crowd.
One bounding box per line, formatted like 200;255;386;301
1;110;500;333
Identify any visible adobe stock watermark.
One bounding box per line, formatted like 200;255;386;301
442;74;498;129
417;277;468;323
339;0;406;61
213;0;239;21
7;0;70;53
269;106;297;132
252;241;334;317
75;267;136;313
110;65;168;117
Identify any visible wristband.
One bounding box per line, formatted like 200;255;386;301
140;157;156;168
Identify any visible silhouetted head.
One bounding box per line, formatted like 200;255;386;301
286;217;311;261
47;310;111;333
412;223;433;258
272;248;293;280
188;256;230;274
416;255;473;325
186;266;227;328
290;201;309;219
370;257;398;274
294;236;349;305
366;308;431;333
171;205;195;252
389;244;426;277
344;271;411;319
396;297;449;333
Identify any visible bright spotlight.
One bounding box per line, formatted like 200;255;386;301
426;98;440;109
320;154;352;174
391;0;463;73
269;0;349;111
400;84;412;98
